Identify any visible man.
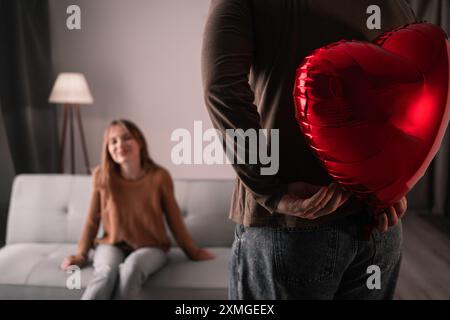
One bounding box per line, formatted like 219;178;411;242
202;0;412;299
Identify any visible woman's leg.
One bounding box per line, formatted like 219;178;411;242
81;244;126;300
113;247;168;300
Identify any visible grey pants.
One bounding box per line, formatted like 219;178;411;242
81;244;168;300
229;210;403;300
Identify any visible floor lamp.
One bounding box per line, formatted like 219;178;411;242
49;73;93;174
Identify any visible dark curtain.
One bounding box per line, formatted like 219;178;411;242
405;0;450;216
0;0;58;245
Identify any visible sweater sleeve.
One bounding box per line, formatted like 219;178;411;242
76;168;101;258
201;0;287;214
160;169;198;258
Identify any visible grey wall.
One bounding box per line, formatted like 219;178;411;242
48;0;235;179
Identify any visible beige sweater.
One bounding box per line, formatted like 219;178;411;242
76;166;197;258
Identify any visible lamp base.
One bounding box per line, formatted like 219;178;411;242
59;104;91;174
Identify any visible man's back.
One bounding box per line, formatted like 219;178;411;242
202;0;416;227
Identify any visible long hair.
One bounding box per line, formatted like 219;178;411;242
98;119;157;190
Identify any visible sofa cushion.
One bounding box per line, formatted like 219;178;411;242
6;175;236;248
170;180;236;247
184;181;235;246
141;247;230;299
0;243;93;288
6;175;93;244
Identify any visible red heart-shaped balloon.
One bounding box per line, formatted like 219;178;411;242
293;23;450;208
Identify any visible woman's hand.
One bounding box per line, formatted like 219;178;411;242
276;182;351;220
188;248;215;261
60;254;87;271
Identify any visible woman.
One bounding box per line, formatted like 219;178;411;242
60;119;214;300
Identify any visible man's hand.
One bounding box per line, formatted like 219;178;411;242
276;182;351;220
375;196;407;232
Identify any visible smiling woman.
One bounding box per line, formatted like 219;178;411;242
60;119;215;300
102;119;156;183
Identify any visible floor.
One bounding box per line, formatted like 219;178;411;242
395;214;450;299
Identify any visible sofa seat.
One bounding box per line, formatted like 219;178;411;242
0;174;236;299
0;243;231;300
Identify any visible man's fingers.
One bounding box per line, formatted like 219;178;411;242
373;198;406;233
301;186;329;211
300;185;332;216
302;184;337;217
307;190;343;219
400;197;408;218
305;186;348;219
307;184;335;209
338;191;352;206
386;206;398;227
280;183;353;219
377;213;388;232
303;183;324;195
394;197;407;219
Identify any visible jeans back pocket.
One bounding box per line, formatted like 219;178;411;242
274;226;338;285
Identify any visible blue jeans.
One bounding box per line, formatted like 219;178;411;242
229;211;402;300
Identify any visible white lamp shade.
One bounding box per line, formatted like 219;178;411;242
49;73;93;104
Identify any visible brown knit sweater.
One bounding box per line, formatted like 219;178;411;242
76;166;197;258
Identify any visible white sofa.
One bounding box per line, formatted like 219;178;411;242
0;174;236;299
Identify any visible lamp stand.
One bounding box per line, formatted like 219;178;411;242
59;104;91;174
